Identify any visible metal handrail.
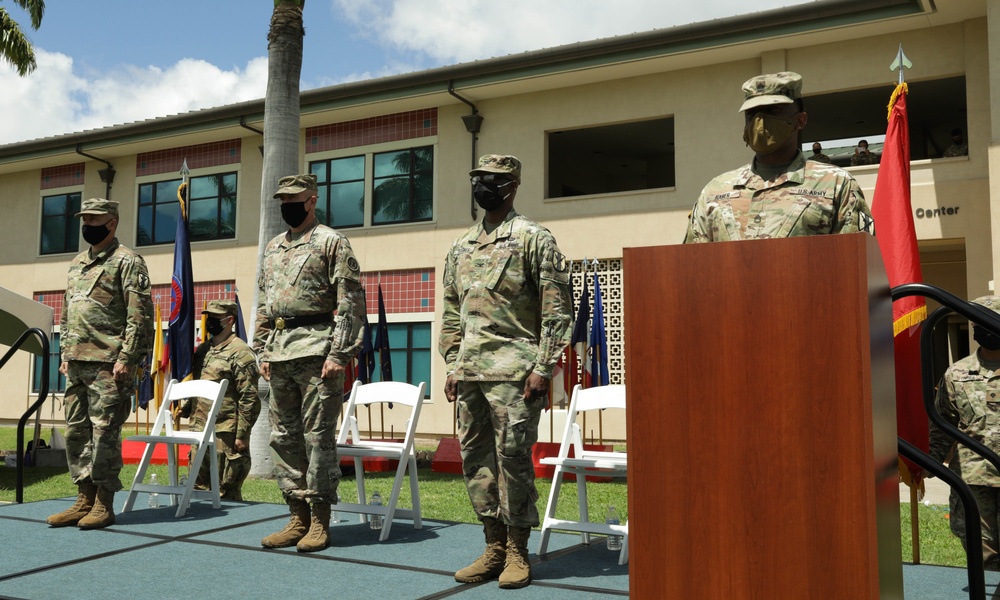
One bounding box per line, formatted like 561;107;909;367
0;327;51;503
890;282;1000;600
898;438;985;600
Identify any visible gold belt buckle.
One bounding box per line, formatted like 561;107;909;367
275;317;286;330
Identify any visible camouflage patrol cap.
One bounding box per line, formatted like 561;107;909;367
273;173;318;198
739;71;803;112
973;295;1000;315
202;299;238;318
470;154;521;182
75;198;119;218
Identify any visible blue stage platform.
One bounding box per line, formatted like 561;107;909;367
4;496;1000;599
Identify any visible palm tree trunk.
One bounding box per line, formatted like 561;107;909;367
250;0;305;477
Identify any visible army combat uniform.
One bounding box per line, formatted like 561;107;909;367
61;237;153;492
930;351;1000;570
254;220;365;504
440;208;573;528
189;334;260;500
683;151;874;243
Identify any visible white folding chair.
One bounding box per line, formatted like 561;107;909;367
538;384;629;565
122;378;229;518
335;380;426;541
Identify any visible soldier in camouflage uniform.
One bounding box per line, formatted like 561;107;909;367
850;139;878;166
930;295;1000;570
254;173;365;553
47;198;154;530
808;142;832;164
440;155;573;589
943;128;968;158
181;300;259;500
684;72;874;243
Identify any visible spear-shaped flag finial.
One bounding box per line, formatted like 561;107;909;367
890;43;912;85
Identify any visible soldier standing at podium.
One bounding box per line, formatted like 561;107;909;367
684;72;873;243
930;295;1000;571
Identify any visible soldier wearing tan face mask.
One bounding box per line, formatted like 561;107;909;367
684;71;875;243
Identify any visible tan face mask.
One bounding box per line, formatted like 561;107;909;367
743;113;797;154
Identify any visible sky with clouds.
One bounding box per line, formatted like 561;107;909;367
1;0;808;145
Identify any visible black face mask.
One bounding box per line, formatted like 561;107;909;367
82;223;111;246
473;180;514;212
281;201;309;227
205;318;226;337
975;326;1000;351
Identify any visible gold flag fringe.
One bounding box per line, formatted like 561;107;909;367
893;304;927;337
898;457;926;501
886;82;908;121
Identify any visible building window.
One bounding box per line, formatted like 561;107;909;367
308;145;434;227
373;146;433;225
311;155;365;228
547;118;675;198
372;322;431;397
32;333;65;394
138;172;237;246
40;192;81;255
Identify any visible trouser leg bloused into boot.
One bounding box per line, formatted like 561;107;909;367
47;481;97;527
499;525;532;589
297;501;331;552
261;498;311;548
455;517;508;583
78;486;116;530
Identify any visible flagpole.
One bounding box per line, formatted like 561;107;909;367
592;260;604;442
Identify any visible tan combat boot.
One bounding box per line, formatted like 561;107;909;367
47;481;97;527
78;487;116;530
455;517;507;583
261;499;310;548
296;502;330;552
498;525;532;589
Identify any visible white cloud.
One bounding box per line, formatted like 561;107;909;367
0;50;268;145
333;0;807;64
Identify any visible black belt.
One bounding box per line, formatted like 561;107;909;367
270;313;332;330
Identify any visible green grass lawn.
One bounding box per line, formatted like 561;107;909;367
0;426;972;568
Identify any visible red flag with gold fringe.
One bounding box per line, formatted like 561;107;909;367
871;82;928;487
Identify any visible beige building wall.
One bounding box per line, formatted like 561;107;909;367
0;5;994;444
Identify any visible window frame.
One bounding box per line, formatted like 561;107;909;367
39;188;83;256
307;138;437;229
369;314;433;399
135;167;240;247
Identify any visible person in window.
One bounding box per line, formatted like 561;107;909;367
47;198;154;529
809;141;832;164
930;295;1000;571
255;174;366;552
180;299;259;500
440;155;573;589
684;72;873;243
851;139;878;166
943;128;969;157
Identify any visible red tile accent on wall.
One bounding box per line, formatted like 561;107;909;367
36;281;240;327
306;109;438;153
136;140;242;177
361;269;435;314
41;163;86;190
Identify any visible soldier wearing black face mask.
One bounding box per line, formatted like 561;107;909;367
930;295;1000;571
256;173;366;553
441;154;573;589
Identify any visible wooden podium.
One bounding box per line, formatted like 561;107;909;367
623;234;903;599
